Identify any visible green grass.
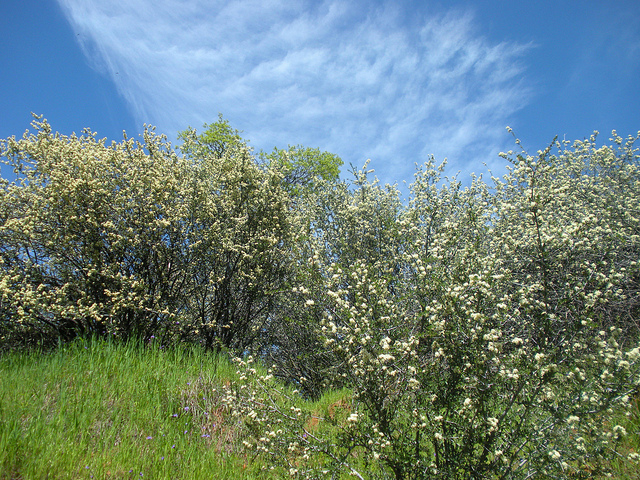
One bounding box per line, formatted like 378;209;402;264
0;338;284;479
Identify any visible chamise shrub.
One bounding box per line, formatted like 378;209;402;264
1;117;639;479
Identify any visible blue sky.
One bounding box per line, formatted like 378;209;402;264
1;0;639;188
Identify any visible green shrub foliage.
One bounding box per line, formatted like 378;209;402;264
2;117;639;478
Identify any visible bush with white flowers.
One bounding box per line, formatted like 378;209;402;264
231;132;640;479
0;117;293;350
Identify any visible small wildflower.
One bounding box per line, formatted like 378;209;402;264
566;416;579;425
613;425;627;437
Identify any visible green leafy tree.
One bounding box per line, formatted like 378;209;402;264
260;145;342;197
178;113;245;160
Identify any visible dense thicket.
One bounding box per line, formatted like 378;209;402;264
1;118;639;478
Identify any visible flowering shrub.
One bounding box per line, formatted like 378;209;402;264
260;164;407;398
0;117;293;350
0;119;189;344
175;126;294;352
230;134;640;478
493;130;640;340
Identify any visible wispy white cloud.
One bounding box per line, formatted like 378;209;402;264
56;0;532;186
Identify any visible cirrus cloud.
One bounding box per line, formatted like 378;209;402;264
56;0;532;186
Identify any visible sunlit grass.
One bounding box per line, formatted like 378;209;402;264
0;338;282;479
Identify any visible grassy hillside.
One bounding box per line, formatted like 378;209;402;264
0;339;351;479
